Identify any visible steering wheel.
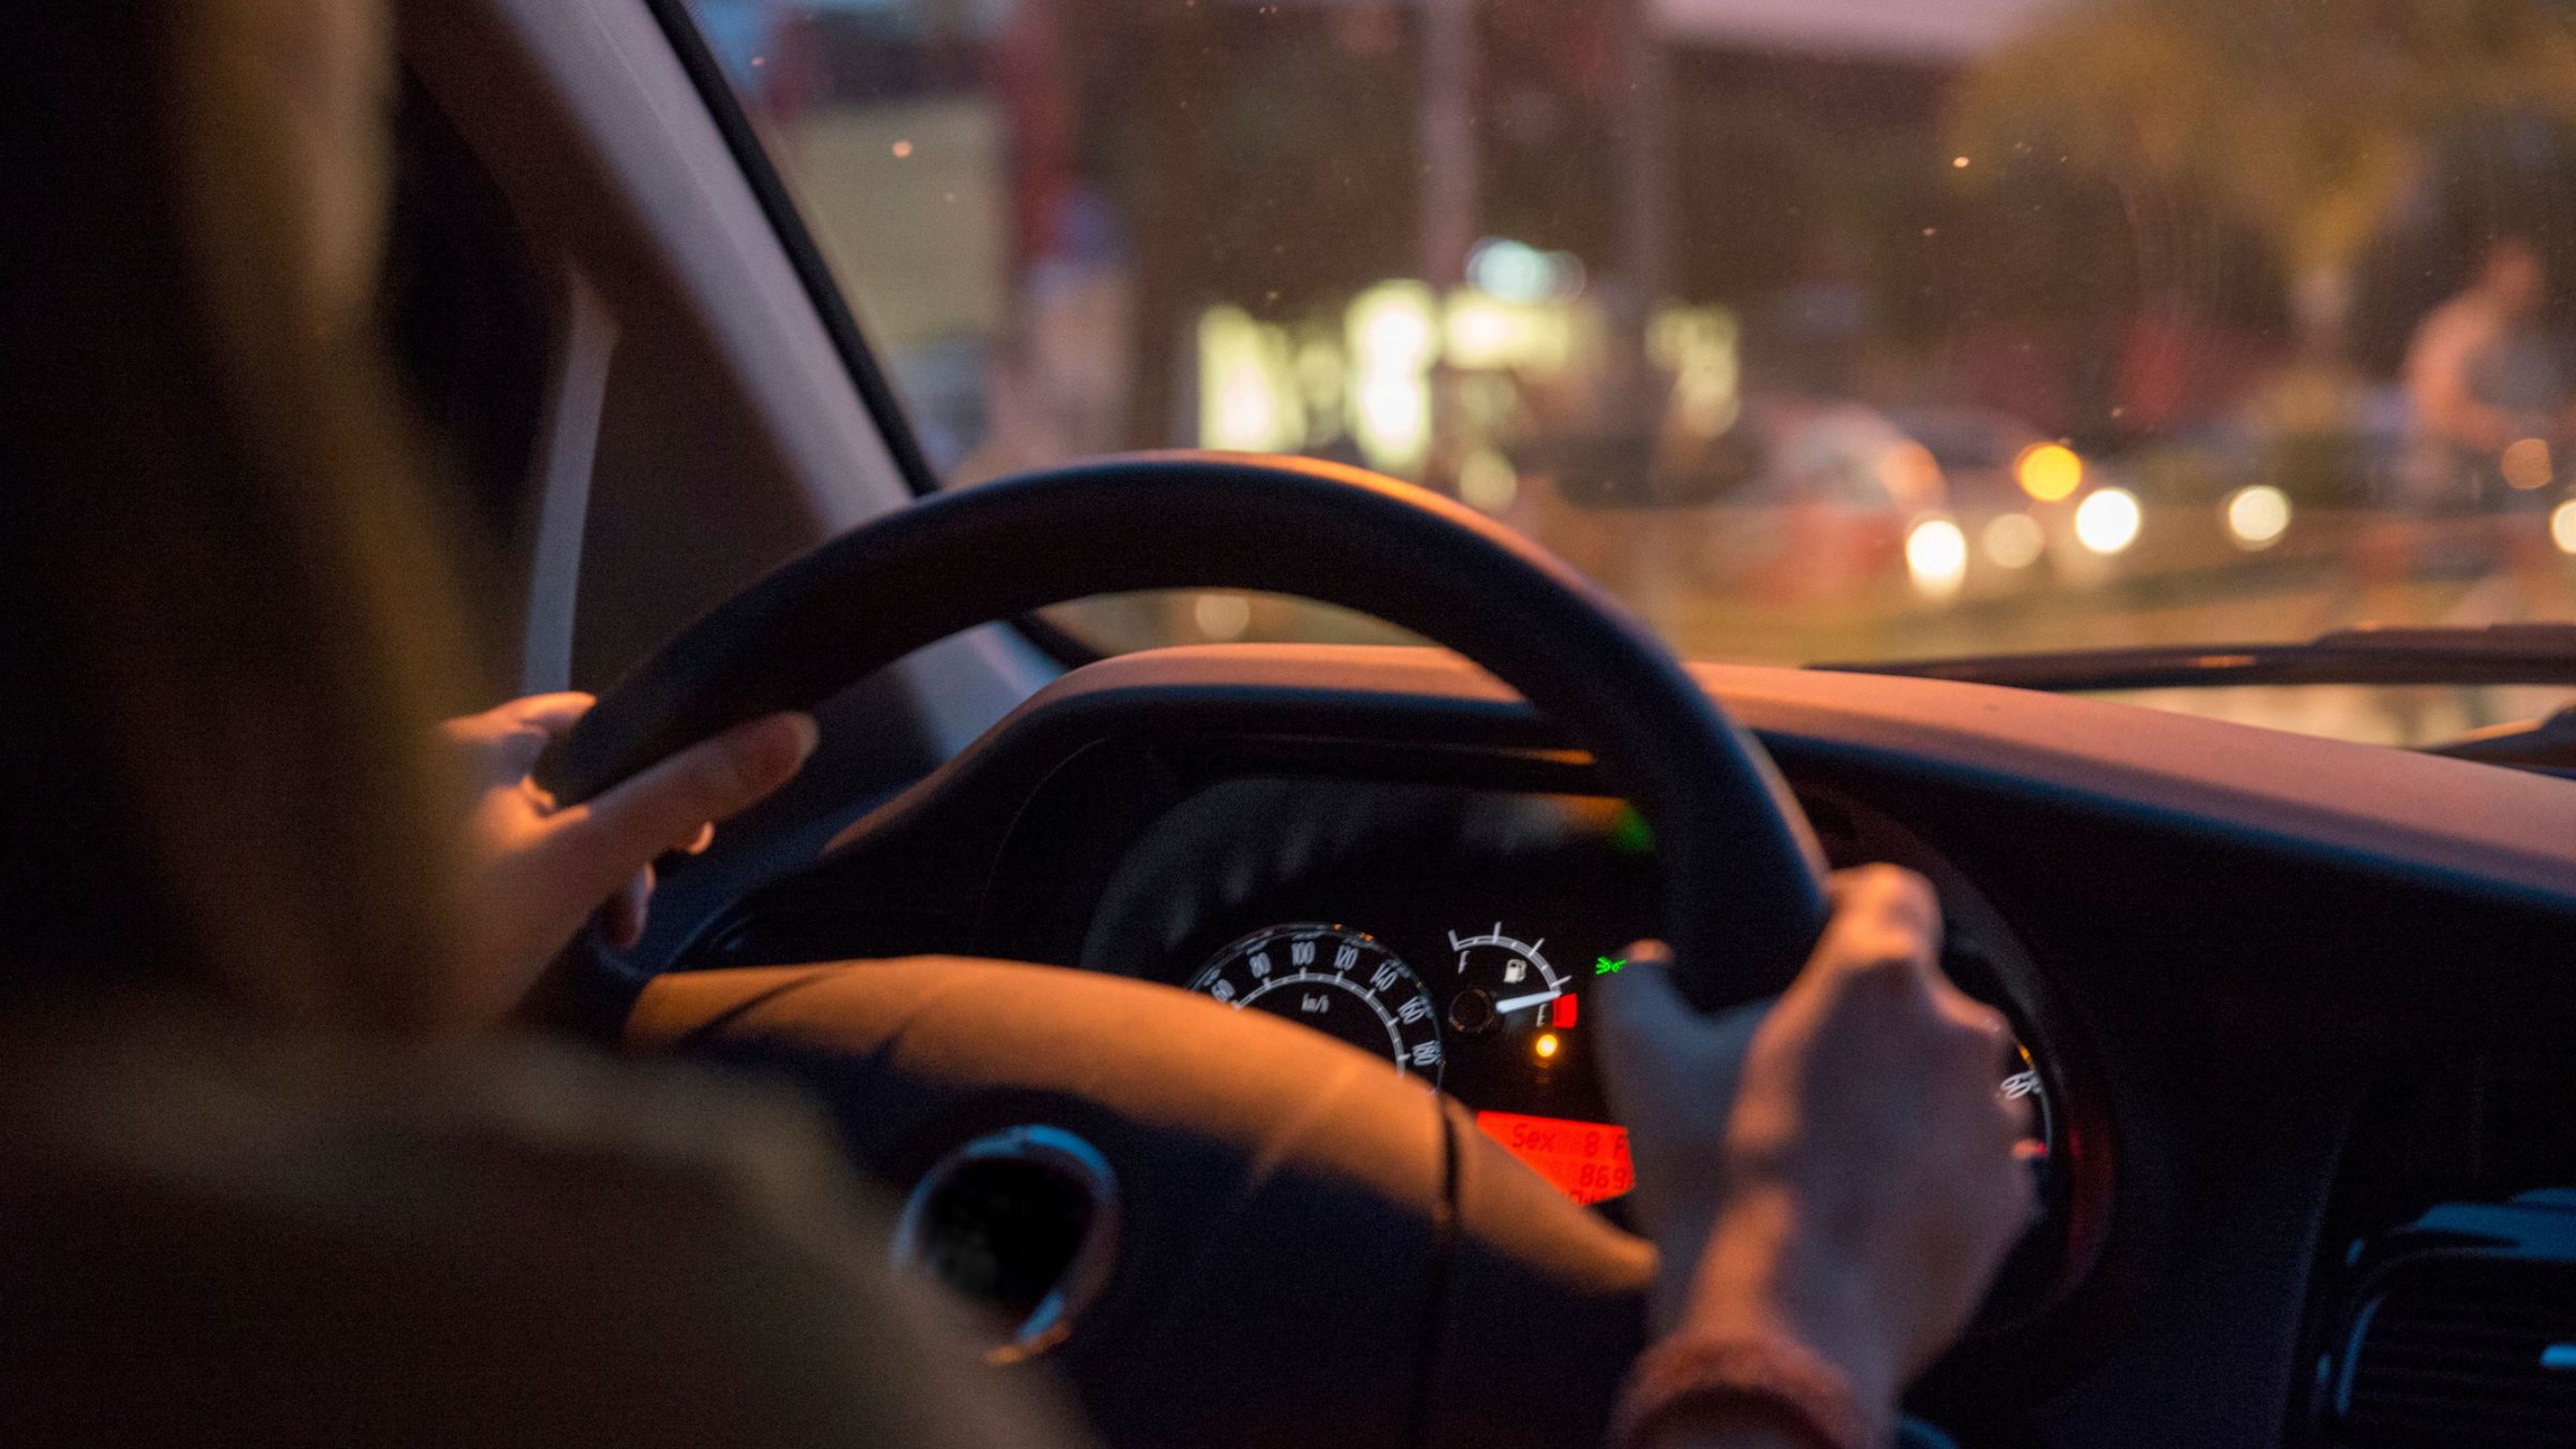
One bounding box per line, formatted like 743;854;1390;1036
537;453;1833;1449
540;453;1826;1000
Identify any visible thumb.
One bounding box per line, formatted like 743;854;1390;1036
1594;941;1766;1067
1595;941;1769;1126
1591;940;1689;1055
537;712;818;906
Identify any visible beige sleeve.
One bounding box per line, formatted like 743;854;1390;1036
0;1004;1088;1449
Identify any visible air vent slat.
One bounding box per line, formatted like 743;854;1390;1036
2365;1331;2566;1348
2330;1247;2576;1448
2353;1384;2576;1416
2363;1353;2561;1373
2377;1332;2569;1347
2365;1343;2555;1364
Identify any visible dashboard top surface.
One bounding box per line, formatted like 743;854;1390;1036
990;643;2576;911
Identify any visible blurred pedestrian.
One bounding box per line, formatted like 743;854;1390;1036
2404;236;2561;496
2381;237;2573;621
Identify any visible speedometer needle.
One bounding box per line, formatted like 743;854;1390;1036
1490;989;1562;1015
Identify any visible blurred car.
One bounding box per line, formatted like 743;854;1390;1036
1521;396;1942;602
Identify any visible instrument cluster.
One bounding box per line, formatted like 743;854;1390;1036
1177;914;2051;1216
1186;918;1637;1202
1088;777;2090;1319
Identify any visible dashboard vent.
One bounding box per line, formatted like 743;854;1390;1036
2327;1198;2576;1448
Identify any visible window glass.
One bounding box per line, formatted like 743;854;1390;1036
686;0;2576;744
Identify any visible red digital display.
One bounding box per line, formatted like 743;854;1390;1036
1474;1110;1633;1205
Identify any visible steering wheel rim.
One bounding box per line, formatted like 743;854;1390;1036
537;451;1829;1006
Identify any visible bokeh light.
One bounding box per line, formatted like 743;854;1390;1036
1345;282;1438;476
1193;592;1252;639
2505;437;2554;491
2552;500;2576;555
1983;512;2046;569
1466;236;1584;303
1878;441;1945;510
2224;484;2292;549
2016;443;2083;502
2074;488;2142;555
1458;449;1519;513
1906;517;1970;598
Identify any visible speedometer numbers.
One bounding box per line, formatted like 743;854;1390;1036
1187;924;1445;1083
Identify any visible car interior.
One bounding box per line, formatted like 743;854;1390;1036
31;1;2576;1447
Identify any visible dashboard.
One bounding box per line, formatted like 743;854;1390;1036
1079;776;2082;1317
653;645;2576;1448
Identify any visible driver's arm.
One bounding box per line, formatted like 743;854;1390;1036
1598;866;2032;1449
438;692;818;1025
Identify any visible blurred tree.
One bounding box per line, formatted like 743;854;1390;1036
1950;0;2576;333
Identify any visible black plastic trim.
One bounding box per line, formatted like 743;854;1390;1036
640;0;933;494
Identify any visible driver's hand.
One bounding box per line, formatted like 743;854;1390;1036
1595;865;2033;1424
439;692;818;1024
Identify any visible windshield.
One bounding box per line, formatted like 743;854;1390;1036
684;0;2576;743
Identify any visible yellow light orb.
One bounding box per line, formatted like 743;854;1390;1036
2016;443;2083;502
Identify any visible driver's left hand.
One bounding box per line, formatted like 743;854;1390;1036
439;692;817;1024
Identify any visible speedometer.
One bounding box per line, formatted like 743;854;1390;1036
1188;924;1445;1083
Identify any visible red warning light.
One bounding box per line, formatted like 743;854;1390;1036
1474;1110;1632;1205
1550;994;1577;1028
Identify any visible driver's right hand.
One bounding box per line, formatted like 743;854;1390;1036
1595;865;2033;1431
438;694;818;1027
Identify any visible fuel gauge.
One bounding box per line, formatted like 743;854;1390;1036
1446;926;1572;1036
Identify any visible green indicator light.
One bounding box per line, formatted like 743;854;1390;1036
1595;956;1625;975
1609;807;1654;857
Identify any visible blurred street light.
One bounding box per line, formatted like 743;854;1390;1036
1907;517;1970;598
2016;442;2082;502
2551;500;2576;555
2074;487;2142;554
2225;484;2292;549
1984;511;2046;568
